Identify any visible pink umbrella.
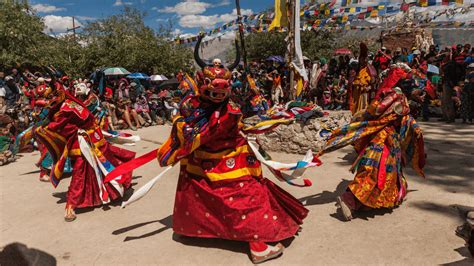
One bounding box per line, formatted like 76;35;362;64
334;48;352;55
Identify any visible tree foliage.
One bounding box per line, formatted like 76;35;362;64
0;2;47;68
243;30;378;62
0;3;192;76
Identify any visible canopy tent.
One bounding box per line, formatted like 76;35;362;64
127;73;150;79
103;67;131;76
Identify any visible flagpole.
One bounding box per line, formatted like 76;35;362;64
288;0;296;100
235;0;248;70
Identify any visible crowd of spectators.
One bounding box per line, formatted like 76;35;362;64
1;42;473;166
229;43;473;123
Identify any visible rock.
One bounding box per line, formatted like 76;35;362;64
293;123;302;133
247;110;352;154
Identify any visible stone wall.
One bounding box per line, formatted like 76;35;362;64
244;111;352;155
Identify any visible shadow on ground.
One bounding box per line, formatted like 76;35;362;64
299;179;350;206
415;122;474;195
411;201;474;265
112;215;173;242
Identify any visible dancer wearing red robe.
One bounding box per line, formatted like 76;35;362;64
34;74;135;221
155;36;309;263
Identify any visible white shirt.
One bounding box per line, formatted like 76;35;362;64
0;86;6;97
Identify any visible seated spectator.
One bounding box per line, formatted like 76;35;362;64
134;94;154;126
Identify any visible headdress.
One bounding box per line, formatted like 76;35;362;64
193;34;241;103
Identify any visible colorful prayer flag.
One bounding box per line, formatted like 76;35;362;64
269;0;288;31
419;0;428;7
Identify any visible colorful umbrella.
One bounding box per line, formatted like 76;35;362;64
334;48;352;55
127;73;150;79
266;56;285;63
427;64;440;75
103;67;131;76
150;75;168;81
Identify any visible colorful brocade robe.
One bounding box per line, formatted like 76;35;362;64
324;88;425;208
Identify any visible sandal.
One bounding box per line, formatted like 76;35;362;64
250;243;284;264
64;205;77;222
39;175;50;182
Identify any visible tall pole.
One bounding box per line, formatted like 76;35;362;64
235;0;247;70
288;0;296;100
67;16;81;41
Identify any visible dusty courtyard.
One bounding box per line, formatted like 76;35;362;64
1;122;473;265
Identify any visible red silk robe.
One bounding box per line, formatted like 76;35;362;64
157;96;308;242
35;98;135;208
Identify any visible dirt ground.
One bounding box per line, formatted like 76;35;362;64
1;121;473;265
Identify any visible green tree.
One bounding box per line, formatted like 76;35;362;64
0;1;47;69
243;30;336;62
80;7;192;75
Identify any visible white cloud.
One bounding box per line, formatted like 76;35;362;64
179;14;219;28
43;15;82;33
32;3;66;13
157;0;231;16
158;0;212;15
178;8;253;28
218;8;253;23
113;0;132;6
172;28;195;39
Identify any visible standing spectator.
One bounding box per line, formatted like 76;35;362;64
442;58;465;123
0;72;6;114
3;76;20;108
374;47;391;71
267;70;283;105
425;45;438;63
410;50;422;69
461;72;474;123
453;44;467;65
407;47;417;64
393;47;406;63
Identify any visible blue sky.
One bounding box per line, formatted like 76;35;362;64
30;0;274;36
30;0;474;37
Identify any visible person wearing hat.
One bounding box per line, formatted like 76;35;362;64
407;47;418;64
410;50;422;69
3;75;20;108
393;47;407;63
